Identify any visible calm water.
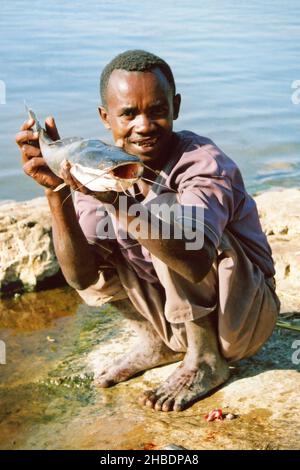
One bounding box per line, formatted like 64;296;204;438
0;0;299;201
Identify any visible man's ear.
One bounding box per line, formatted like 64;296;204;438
173;93;181;120
98;106;111;130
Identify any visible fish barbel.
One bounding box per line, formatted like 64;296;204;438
25;104;144;192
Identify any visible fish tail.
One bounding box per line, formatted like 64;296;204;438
24;101;42;134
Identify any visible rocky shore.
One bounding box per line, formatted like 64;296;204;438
254;189;300;315
0;188;299;450
1;188;299;313
0;197;61;295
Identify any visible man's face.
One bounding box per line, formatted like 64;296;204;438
99;68;181;166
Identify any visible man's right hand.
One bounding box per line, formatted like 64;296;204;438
15;116;64;190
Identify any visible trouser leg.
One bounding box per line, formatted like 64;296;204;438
77;232;280;362
217;231;280;361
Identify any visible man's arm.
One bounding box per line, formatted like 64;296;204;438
116;196;216;284
46;187;101;290
16;117;103;290
57;165;216;285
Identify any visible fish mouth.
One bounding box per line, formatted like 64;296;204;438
109;162;144;180
70;161;144;192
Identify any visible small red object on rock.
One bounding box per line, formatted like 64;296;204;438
205;409;223;422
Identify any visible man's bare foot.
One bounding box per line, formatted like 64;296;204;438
94;300;183;388
94;339;183;387
139;352;229;411
139;316;230;412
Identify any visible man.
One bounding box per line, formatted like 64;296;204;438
16;50;280;412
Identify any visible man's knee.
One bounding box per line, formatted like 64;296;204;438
76;269;127;307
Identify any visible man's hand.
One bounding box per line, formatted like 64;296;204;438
15;117;63;190
60;160;119;204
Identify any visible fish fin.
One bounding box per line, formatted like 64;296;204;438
53;182;68;192
48;139;63;146
24;101;42;133
48;136;84;146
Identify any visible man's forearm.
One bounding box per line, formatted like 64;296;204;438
46;188;100;290
115;196;215;284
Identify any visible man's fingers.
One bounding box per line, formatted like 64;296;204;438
21;144;41;159
60;161;78;191
15;129;39;147
23;157;48;177
20;118;35;131
60;161;90;194
45;116;60;141
115;138;124;148
70;173;91;194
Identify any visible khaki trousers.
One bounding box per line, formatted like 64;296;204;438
77;229;280;362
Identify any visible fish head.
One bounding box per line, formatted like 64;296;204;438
67;140;144;192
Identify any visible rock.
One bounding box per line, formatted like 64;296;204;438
255;188;300;238
83;316;300;450
254;188;300;314
161;444;188;450
0;288;299;450
0;198;60;295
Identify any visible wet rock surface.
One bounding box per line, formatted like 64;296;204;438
0;188;299;449
0;288;299;450
0;198;60;295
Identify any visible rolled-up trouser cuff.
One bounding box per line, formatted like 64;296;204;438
76;269;127;307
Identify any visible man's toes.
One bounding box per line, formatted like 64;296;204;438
145;394;157;408
173;389;198;411
144;390;164;408
139;390;154;405
94;368;107;379
173;401;185;412
161;398;175;412
154;395;171;411
94;375;115;388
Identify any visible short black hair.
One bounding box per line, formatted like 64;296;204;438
100;49;176;105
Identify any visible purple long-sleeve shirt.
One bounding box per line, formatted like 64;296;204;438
74;131;275;282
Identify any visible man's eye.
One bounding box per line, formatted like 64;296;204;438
122;109;135;117
150;106;168;117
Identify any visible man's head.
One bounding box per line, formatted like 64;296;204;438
98;50;181;166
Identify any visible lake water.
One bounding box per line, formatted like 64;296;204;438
0;0;299;201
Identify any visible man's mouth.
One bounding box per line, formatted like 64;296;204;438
130;137;159;149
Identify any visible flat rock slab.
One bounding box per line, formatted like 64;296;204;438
0;292;299;450
0;189;299;449
85;319;300;450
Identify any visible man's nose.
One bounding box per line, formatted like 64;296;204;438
134;113;154;133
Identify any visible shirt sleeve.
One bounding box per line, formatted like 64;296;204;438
73;191;116;261
175;148;234;248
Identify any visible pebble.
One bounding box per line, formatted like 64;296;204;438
225;413;237;420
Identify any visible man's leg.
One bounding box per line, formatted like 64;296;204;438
138;228;279;412
77;263;184;387
139;314;229;411
94;299;184;387
91;254;229;407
